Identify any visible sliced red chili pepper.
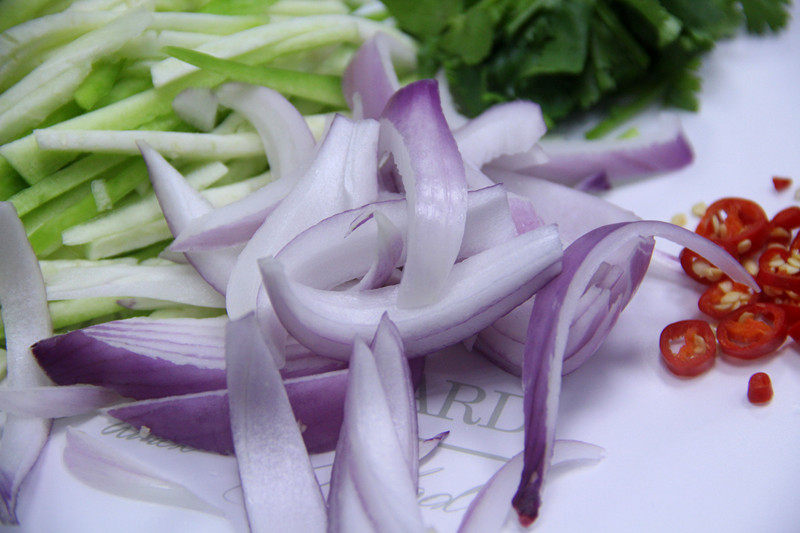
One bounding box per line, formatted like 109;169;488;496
659;320;716;377
772;176;792;192
747;372;773;404
766;206;800;246
679;248;724;285
694;197;769;256
756;247;800;293
698;280;757;319
716;303;786;359
773;302;800;329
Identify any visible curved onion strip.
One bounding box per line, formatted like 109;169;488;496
379;80;467;308
513;221;757;525
169;83;316;251
454;101;546;169
418;431;449;465
63;428;223;516
225;115;379;321
342;34;399;120
138;141;236;293
370;314;418;481
0;385;123;418
327;337;424;533
225;315;327;532
491;114;693;187
44;261;225;308
458;440;604;533
351;212;404;291
0;202;53;525
260;224;562;360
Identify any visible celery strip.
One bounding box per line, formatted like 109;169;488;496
27;159;148;256
0;7;153;117
119;30;217;60
23;182;95;235
165;46;346;107
0;63;91;144
0;0;60;32
9;154;127;216
62;161;228;245
200;0;347;16
87;219;172;259
150;12;269;34
39;258;139;280
0;348;6;380
90;180;113;211
148;307;224;319
94;76;152;108
74;60;122;110
150;15;360;87
34;129;264;159
0;163;26;201
49;297;128;330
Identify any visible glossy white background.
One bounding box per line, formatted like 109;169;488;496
4;3;800;532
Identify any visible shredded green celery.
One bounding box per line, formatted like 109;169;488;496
73;60;122;110
165;46;346;107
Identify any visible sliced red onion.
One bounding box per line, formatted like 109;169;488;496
226;114;380;321
492;114;693;187
0;385;123;418
342;34;399;120
32;317;228;400
454;101;546;169
225;315;327;532
327;338;424;533
351;211;403;291
370;314;418;480
513;221;757;525
418;431;449;464
169;83;316;251
63;428;223;516
458;440;604;533
44;261;226;308
0;202;53;525
379;79;467;308
138;141;236;294
260;223;562;360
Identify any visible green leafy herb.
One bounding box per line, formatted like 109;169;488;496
383;0;792;135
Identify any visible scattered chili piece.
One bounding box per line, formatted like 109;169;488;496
698;280;757;319
659;320;716;377
694;197;769;256
716;303;787;359
756;247;800;294
679;248;723;285
766;206;800;245
747;372;773;404
772;176;792;192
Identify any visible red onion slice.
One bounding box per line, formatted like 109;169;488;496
226;114;380;321
169;83;316;250
491;114;693;187
225;315;327;532
352;212;404;291
0;202;53;525
379;79;467;308
343;34;399;120
513;221;757;525
370;314;418;481
0;385;123;418
63;428;223;516
260;224;562;360
418;431;449;464
327;337;424;533
454;101;546;169
138;141;236;294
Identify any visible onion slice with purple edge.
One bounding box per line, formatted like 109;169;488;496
350;211;403;291
458;440;604;533
489;114;693;187
342;33;399;120
169;84;316;250
513;221;758;526
63;428;223;516
370;314;418;481
453;101;547;170
224;114;379;322
0;385;123;418
225;314;327;532
327;336;424;533
418;431;449;464
138;141;236;294
0;202;53;525
260;223;562;360
379;79;467;308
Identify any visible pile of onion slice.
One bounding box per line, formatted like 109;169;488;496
2;32;752;532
